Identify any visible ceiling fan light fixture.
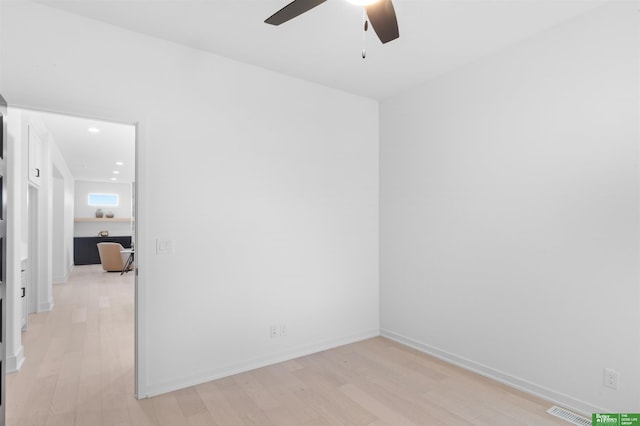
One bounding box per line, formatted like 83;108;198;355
265;0;398;44
346;0;380;6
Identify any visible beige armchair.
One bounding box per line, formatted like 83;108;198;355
97;242;133;272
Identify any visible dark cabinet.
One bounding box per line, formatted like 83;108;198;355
74;236;132;265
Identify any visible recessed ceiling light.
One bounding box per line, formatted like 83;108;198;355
111;177;117;181
112;170;120;174
115;161;124;166
88;127;100;133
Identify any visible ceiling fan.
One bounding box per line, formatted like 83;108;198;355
264;0;399;45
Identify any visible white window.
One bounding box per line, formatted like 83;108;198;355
88;193;119;207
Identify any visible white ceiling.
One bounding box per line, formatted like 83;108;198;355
34;110;136;183
28;0;602;180
34;0;604;100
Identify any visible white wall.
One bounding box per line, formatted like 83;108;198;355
10;109;55;313
52;172;65;282
0;1;379;397
50;143;74;284
380;2;639;414
74;180;133;237
5;109;25;372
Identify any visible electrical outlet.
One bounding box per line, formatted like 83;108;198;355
604;368;619;390
280;324;287;337
270;325;279;339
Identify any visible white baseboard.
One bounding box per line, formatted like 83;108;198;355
380;329;607;417
141;328;380;398
54;263;74;284
38;300;54;312
6;345;25;373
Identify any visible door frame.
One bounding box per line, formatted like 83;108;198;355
6;105;146;399
1;93;9;426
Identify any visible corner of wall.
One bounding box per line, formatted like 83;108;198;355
6;345;25;374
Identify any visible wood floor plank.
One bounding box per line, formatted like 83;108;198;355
44;412;75;426
194;381;244;426
214;377;276;425
126;394;157;426
74;409;103;426
338;383;417;425
16;413;48;426
151;394;188;426
101;407;131;426
76;373;103;413
174;387;208;418
8;265;575;425
232;371;281;411
247;366;322;425
185;411;218;426
291;366;378;425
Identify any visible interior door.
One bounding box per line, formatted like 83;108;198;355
0;94;8;425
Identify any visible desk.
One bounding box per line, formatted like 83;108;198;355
121;249;134;275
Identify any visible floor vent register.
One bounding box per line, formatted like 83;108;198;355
547;406;592;426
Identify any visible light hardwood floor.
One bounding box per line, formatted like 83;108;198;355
7;265;570;426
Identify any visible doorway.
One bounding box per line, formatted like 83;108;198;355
6;108;138;415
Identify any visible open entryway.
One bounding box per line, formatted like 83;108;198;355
4;107;137;425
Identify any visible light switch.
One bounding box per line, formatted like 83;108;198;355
156;239;174;254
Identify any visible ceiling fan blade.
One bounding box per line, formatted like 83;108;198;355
365;0;399;44
265;0;327;25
